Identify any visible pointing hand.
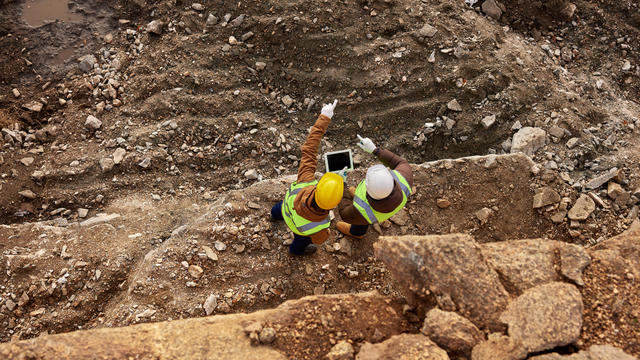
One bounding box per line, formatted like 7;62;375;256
356;134;376;154
321;99;338;119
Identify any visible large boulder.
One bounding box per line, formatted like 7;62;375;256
580;220;640;353
0;291;408;360
498;282;583;353
421;308;484;355
529;344;638;360
481;239;590;291
356;334;449;360
375;234;510;331
471;333;527;360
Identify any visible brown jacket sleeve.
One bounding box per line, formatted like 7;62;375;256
338;198;370;226
297;114;331;183
310;229;329;245
375;148;413;187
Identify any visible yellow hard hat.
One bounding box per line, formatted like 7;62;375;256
315;173;344;210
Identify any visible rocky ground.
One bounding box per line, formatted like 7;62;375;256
1;0;639;358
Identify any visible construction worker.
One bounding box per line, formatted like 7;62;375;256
336;135;413;239
270;100;344;255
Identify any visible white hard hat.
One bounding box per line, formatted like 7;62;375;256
365;164;394;200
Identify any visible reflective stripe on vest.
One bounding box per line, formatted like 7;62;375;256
353;170;411;224
282;181;330;235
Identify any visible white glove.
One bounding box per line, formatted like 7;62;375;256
321;99;338;119
338;166;348;182
357;134;376;154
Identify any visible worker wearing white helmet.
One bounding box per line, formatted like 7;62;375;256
336;135;413;239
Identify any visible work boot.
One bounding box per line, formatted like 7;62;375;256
337;221;364;239
303;244;317;255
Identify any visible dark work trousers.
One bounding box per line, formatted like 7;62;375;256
350;224;368;236
271;201;312;255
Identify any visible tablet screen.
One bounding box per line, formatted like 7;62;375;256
326;151;352;172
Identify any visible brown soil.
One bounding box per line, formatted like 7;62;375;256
1;0;639;357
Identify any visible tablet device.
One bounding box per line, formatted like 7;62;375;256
324;149;354;173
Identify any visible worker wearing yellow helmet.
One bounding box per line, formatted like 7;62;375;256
271;100;344;255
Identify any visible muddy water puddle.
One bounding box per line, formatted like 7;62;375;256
22;0;83;27
50;46;77;65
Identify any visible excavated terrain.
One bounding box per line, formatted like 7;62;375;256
1;0;639;358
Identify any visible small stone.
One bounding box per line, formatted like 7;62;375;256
282;95;294;107
84;115;102;130
214;241;227;251
437;198;451;209
422;308;483;354
203;246;218;261
21;157;35;166
482;0;505;20
417;23;438;38
203;294;217;315
241;31;254;42
5;299;16;311
608;182;624;200
325;340;355;360
551;211;566;224
206;13;218;27
568;194;595;221
192;3;204;11
445;117;456;130
447;99;462;112
511;121;522;131
12;88;21;98
77;54;97;72
621;60;632;72
501;139;512;152
560;2;577;19
138;158;151;169
532;187;561;209
99;158;115;172
428;50;436;63
146;20;164;35
113;148;126;164
255;62;266;71
548;125;565;141
188;265;204;279
230;14;245;27
19;190;37;199
511;127;546;156
29;308;45;317
480;115;496;129
247;201;260;209
244;169;259;180
23;101;43;112
566;137;580;149
228;36;238;45
471;333;527;360
243;321;263;335
585;168;619;190
259;327;276;344
78;208;89;218
104;33;113;44
475;207;492;224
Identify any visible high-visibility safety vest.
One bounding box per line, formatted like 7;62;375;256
353;170;412;224
281;180;331;236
